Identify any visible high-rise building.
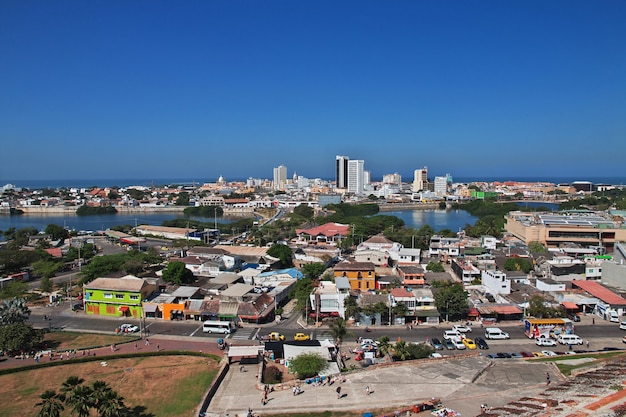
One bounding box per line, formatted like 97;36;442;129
412;167;428;192
347;160;365;195
273;165;287;191
335;155;349;189
434;176;448;196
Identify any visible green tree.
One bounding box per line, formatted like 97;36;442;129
343;297;361;321
0;281;29;299
267;243;293;267
32;259;65;279
161;261;195;285
503;257;533;273
301;262;326;280
0;297;30;325
293;204;314;221
377;335;392;360
528;241;547;253
40;276;54;293
426;261;445;272
175;191;190;206
329;317;352;345
391;303;408;324
290;277;313;314
44;224;68;241
433;281;469;321
287;352;328;379
34;390;65;417
0;322;43;354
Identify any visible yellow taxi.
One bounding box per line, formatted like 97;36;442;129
294;332;310;341
462;338;477;350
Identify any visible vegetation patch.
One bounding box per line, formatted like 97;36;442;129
0;355;218;417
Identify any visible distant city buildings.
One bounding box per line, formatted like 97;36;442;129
335;155;349;189
273;165;287;191
412;166;428;192
347;159;365;195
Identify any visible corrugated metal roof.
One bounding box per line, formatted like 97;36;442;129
571;280;626;306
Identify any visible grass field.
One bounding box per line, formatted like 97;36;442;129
41;330;137;351
0;355;218;417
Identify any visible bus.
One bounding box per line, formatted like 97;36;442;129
202;320;235;334
524;318;574;339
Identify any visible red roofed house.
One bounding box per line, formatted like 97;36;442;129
295;222;350;246
389;287;416;320
571;280;626;317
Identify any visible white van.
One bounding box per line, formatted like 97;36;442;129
557;334;583;345
484;327;510;340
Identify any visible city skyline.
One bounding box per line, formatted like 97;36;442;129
1;1;625;183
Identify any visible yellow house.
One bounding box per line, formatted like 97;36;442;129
333;260;376;291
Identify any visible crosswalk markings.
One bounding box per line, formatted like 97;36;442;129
229;327;258;340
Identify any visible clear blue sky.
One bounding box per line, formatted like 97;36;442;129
1;1;625;183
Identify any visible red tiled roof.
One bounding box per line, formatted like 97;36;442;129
295;222;350;238
571;280;626;306
45;248;63;258
390;288;413;298
561;301;579;310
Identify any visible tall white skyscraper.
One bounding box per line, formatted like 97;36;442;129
347;160;365;195
335;155;349;189
434;176;448;196
412;166;428;192
273;165;287;190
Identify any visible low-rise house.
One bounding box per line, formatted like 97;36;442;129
393;248;422;266
451;258;481;284
482;269;511;296
294;222;350;245
333;260;376;291
354;249;390;267
309;278;351;319
396;265;425;287
84;275;157;318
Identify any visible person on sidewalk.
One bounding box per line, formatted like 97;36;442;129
336;386;342;399
546;372;551;385
365;385;370;395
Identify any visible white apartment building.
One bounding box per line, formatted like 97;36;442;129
347;160;365;195
434;176;448;196
273;165;287;191
482;269;511;295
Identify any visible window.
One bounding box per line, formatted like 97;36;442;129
104;293;112;299
115;294;124;299
129;295;139;300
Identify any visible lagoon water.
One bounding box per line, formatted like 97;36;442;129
0;209;477;238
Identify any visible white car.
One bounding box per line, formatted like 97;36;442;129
452;339;466;350
443;330;464;340
619;321;626;330
535;337;557;347
119;324;139;333
541;350;557;357
452;324;472;333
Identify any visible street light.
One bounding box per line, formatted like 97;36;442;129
445;301;449;323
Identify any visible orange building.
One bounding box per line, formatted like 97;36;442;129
333;260;376;291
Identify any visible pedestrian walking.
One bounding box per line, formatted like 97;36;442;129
336;386;342;399
145;338;150;346
111;344;115;352
586;340;590;348
134;343;138;351
156;343;160;351
592;317;595;325
365;385;370;395
546;372;551;385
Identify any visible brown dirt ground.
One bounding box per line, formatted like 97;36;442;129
0;355;219;417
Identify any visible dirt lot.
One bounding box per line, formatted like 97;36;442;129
0;355;219;417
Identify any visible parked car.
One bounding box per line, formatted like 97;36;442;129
496;352;511;358
294;332;310;341
474;336;489;350
519;351;534;358
430;338;444;350
568;313;581;322
462;338;477;350
623;336;626;344
119;324;139;333
443;330;464;340
510;352;523;359
536;337;557;347
619;321;626;330
429;352;443;358
452;324;472;333
444;339;456;350
452;339;466;350
541;350;557;356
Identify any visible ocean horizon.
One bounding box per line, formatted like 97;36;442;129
3;176;626;190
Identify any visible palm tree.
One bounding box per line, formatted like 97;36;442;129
0;297;31;325
95;389;126;417
90;380;127;417
65;385;93;417
34;390;64;417
376;335;392;361
59;376;85;400
329;317;352;346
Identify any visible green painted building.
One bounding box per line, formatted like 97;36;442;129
471;190;499;200
83;275;157;318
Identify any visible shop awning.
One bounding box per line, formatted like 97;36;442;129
119;306;129;312
468;308;480;317
561;301;579;310
143;304;158;313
